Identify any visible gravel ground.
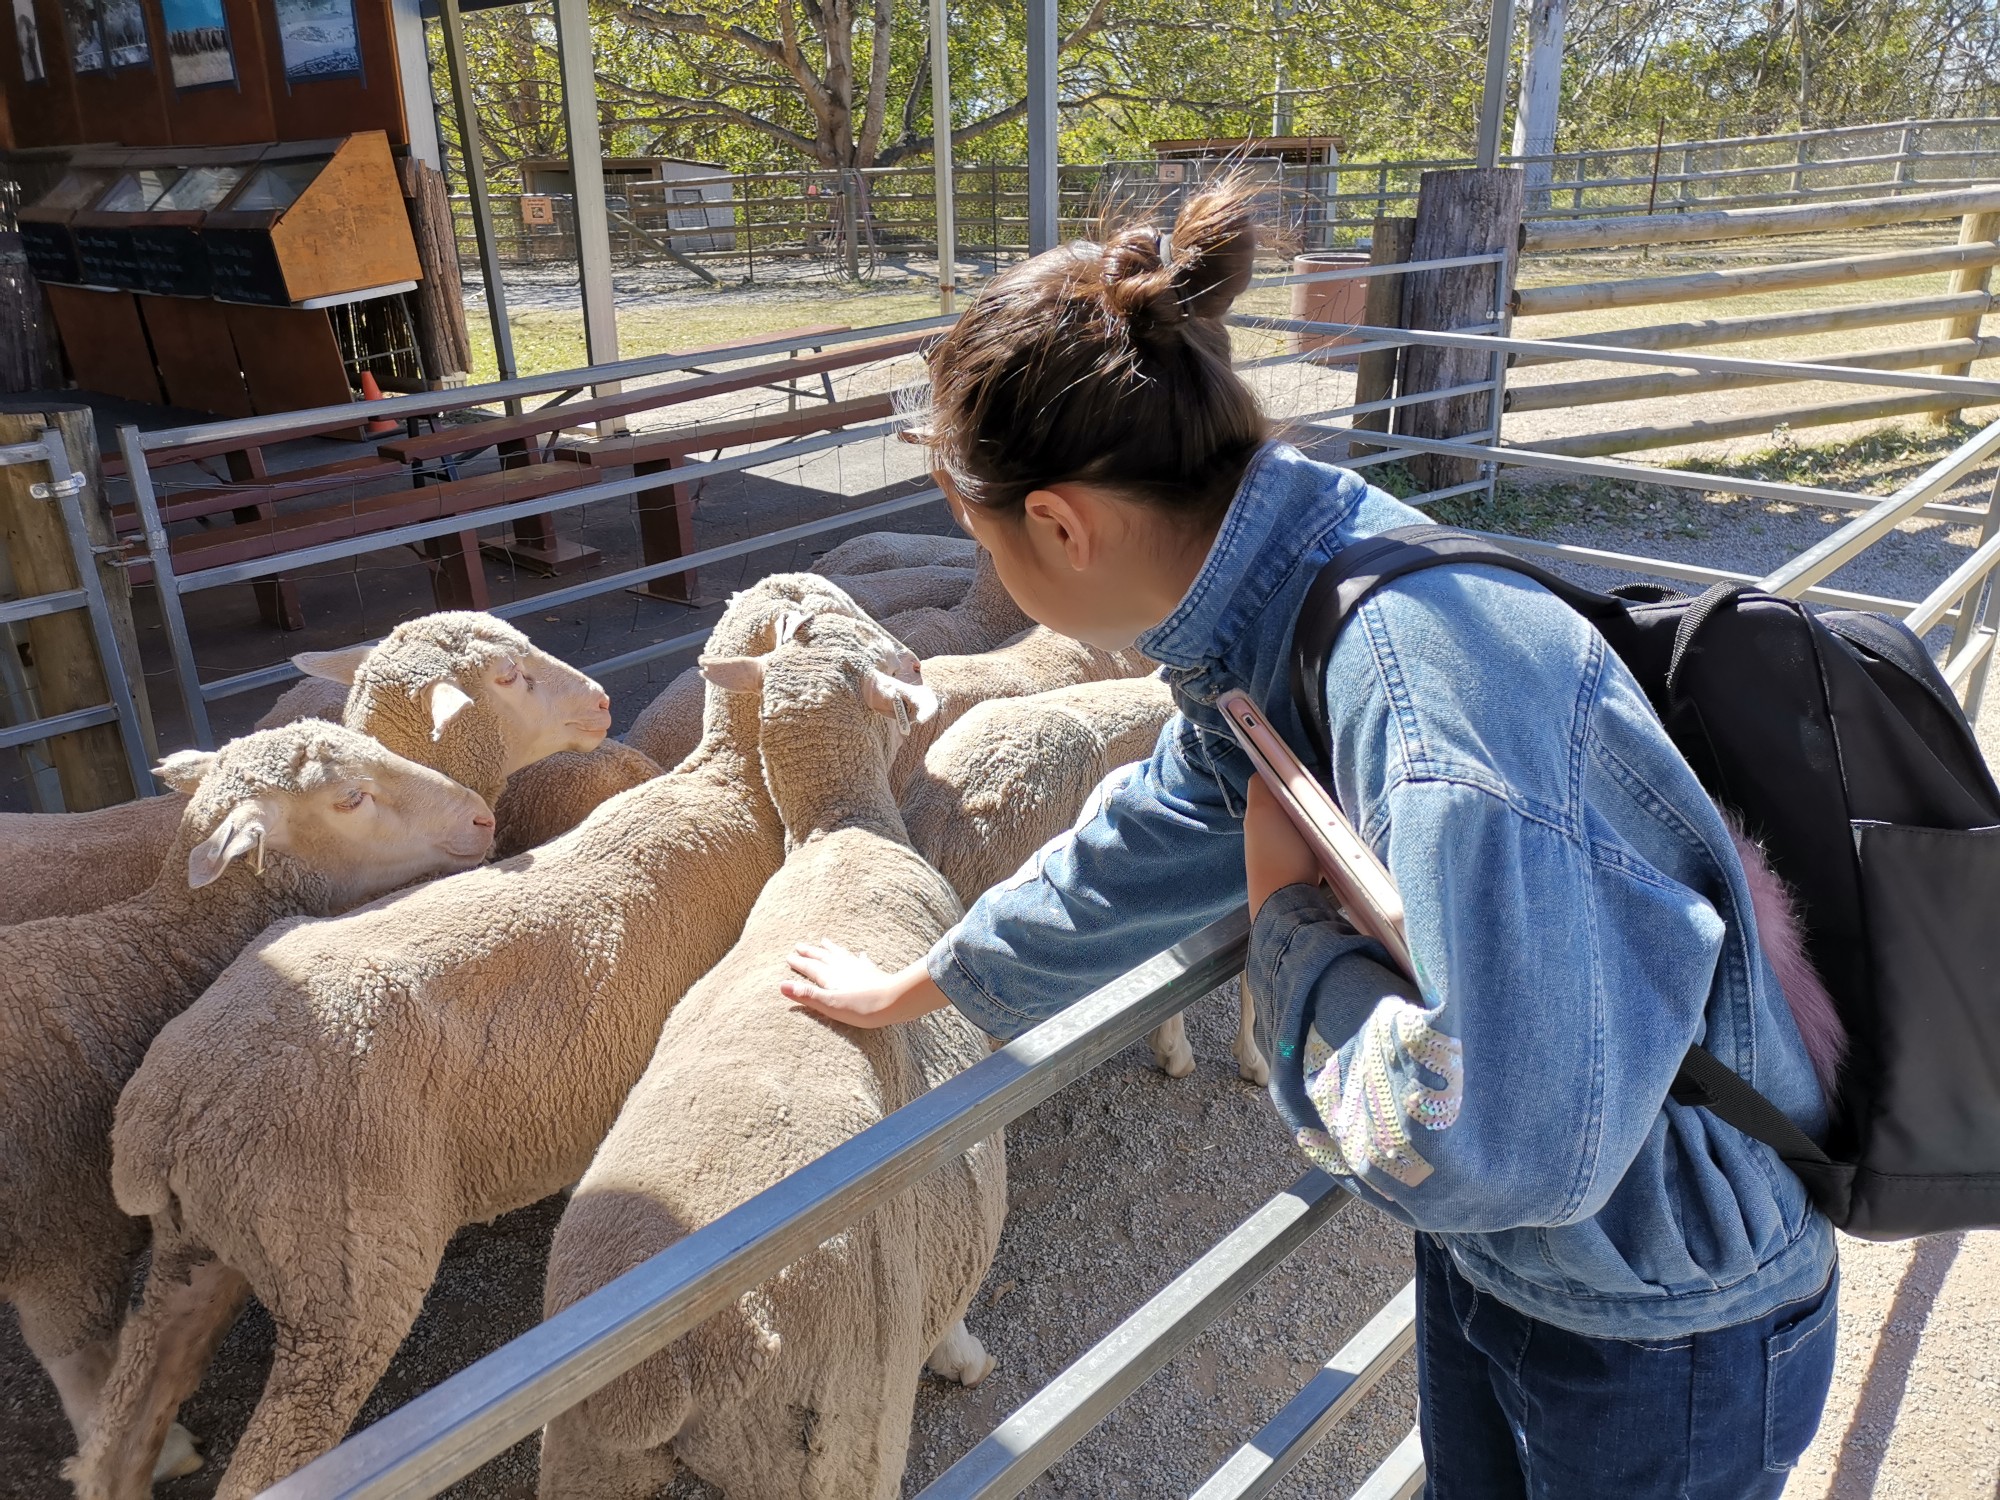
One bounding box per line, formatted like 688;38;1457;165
5;329;2000;1495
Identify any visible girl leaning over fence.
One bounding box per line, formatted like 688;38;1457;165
781;178;1839;1498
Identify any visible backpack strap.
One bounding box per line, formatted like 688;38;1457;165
1670;1046;1833;1169
1288;525;1627;775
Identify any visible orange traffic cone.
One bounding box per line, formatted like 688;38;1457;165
358;370;398;436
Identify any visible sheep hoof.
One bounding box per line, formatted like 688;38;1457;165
153;1423;203;1480
929;1321;996;1388
959;1348;997;1388
1155;1042;1195;1079
1233;1040;1271;1088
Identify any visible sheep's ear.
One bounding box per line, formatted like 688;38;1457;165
862;670;939;726
188;803;267;889
698;655;766;693
426;680;476;740
292;643;373;685
774;607;812;645
153;749;217;794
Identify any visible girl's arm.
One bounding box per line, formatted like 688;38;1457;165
1252;774;1725;1233
788;713;1248;1036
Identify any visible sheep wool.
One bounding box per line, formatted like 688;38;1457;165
491;740;663;860
2;722;491;1488
538;612;1004;1500
812;530;976;575
73;577;918;1500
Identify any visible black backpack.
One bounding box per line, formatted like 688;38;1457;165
1288;523;2000;1241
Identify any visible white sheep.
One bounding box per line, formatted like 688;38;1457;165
71;577;928;1500
490;740;664;860
900;675;1267;1084
0;613;610;926
829;563;977;618
622;549;1029;771
538;610;1004;1500
888;627;1155;798
1;722;493;1486
812;530;976;575
249;675;349;730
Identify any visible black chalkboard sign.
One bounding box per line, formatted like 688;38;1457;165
204;227;290;304
72;224;144;288
130;226;211;296
20;221;82;283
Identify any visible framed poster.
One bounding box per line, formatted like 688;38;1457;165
99;0;145;65
274;0;357;81
161;0;233;87
61;0;104;75
13;0;46;80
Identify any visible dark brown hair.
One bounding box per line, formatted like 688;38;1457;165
908;178;1268;526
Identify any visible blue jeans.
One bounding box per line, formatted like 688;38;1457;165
1416;1233;1838;1499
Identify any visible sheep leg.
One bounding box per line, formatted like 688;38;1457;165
1147;1015;1196;1078
214;1267;433;1500
537;1411;677;1500
64;1252;247;1500
925;1317;996;1388
9;1241;130;1444
1232;981;1270;1086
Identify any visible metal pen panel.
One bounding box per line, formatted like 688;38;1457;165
39;426;154;794
1189;1282;1417;1500
919;1175;1351;1500
118;422;214;747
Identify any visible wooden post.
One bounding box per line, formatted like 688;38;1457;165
0;406;149;809
1350;217;1415;458
1399;169;1525;491
1932;209;2000;425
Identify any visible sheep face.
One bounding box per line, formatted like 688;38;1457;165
295;612;613;778
154;722;496;910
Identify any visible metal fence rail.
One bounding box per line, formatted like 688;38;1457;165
0;427;153;793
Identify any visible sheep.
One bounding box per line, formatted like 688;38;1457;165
888;627;1155;799
1;721;494;1487
250;675;349;730
827;563;977;618
0;613;610;927
490;740;663;859
71;577;930;1500
812;530;976;575
899;675;1267;1085
623;550;1031;771
537;609;1004;1500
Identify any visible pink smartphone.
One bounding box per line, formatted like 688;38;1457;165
1217;689;1414;979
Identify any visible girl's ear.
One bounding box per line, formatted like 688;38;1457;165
1023;484;1095;571
699;655;766;693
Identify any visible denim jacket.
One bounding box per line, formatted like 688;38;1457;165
926;441;1836;1341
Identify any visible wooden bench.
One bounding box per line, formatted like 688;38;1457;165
557;392;899;603
129;462;596;612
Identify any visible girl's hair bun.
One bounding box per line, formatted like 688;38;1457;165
1096;179;1258;340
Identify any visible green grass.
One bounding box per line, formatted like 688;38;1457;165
464;287;949;384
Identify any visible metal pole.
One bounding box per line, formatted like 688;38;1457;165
928;0;958;313
554;0;621;371
1026;0;1059;252
437;0;518;393
119;424;213;750
1475;0;1518;169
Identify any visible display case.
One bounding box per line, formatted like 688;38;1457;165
72;157;188;289
202;131;419;305
18;154;132;285
128;153;258;295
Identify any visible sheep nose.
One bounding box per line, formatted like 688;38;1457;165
472;812;496;830
591;691;610;712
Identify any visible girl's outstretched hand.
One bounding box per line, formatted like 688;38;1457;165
782;943;949;1028
1244;775;1322;918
